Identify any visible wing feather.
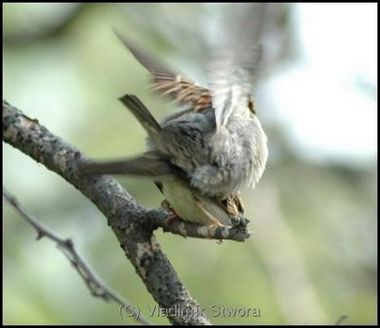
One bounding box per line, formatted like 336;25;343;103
208;3;266;128
114;28;212;112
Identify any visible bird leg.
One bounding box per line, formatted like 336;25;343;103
194;199;225;239
161;199;180;224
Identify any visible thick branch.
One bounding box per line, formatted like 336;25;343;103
3;100;211;325
3;189;150;325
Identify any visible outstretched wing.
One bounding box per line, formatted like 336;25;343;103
114;28;212;112
208;3;266;128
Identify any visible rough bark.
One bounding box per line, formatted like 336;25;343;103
3;100;212;325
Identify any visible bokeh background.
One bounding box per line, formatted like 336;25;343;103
3;3;377;325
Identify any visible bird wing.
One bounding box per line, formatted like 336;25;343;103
114;3;267;128
114;28;212;112
208;3;266;128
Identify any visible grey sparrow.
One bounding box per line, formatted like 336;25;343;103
112;28;268;200
80;4;268;227
80;94;244;226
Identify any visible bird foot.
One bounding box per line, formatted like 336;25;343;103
161;199;179;224
231;216;249;229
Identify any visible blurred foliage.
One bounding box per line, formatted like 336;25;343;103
3;3;377;325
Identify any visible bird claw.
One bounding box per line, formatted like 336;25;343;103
161;199;179;224
230;216;249;229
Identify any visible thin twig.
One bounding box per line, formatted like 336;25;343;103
3;189;151;325
147;209;252;241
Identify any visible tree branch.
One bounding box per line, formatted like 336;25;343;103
3;99;220;325
3;189;151;325
147;209;251;241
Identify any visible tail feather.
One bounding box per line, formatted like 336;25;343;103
119;94;161;136
78;152;182;178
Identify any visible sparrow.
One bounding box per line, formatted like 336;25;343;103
112;28;268;200
79;94;244;226
80;4;268;227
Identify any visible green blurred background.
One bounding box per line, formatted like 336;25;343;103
3;3;377;325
